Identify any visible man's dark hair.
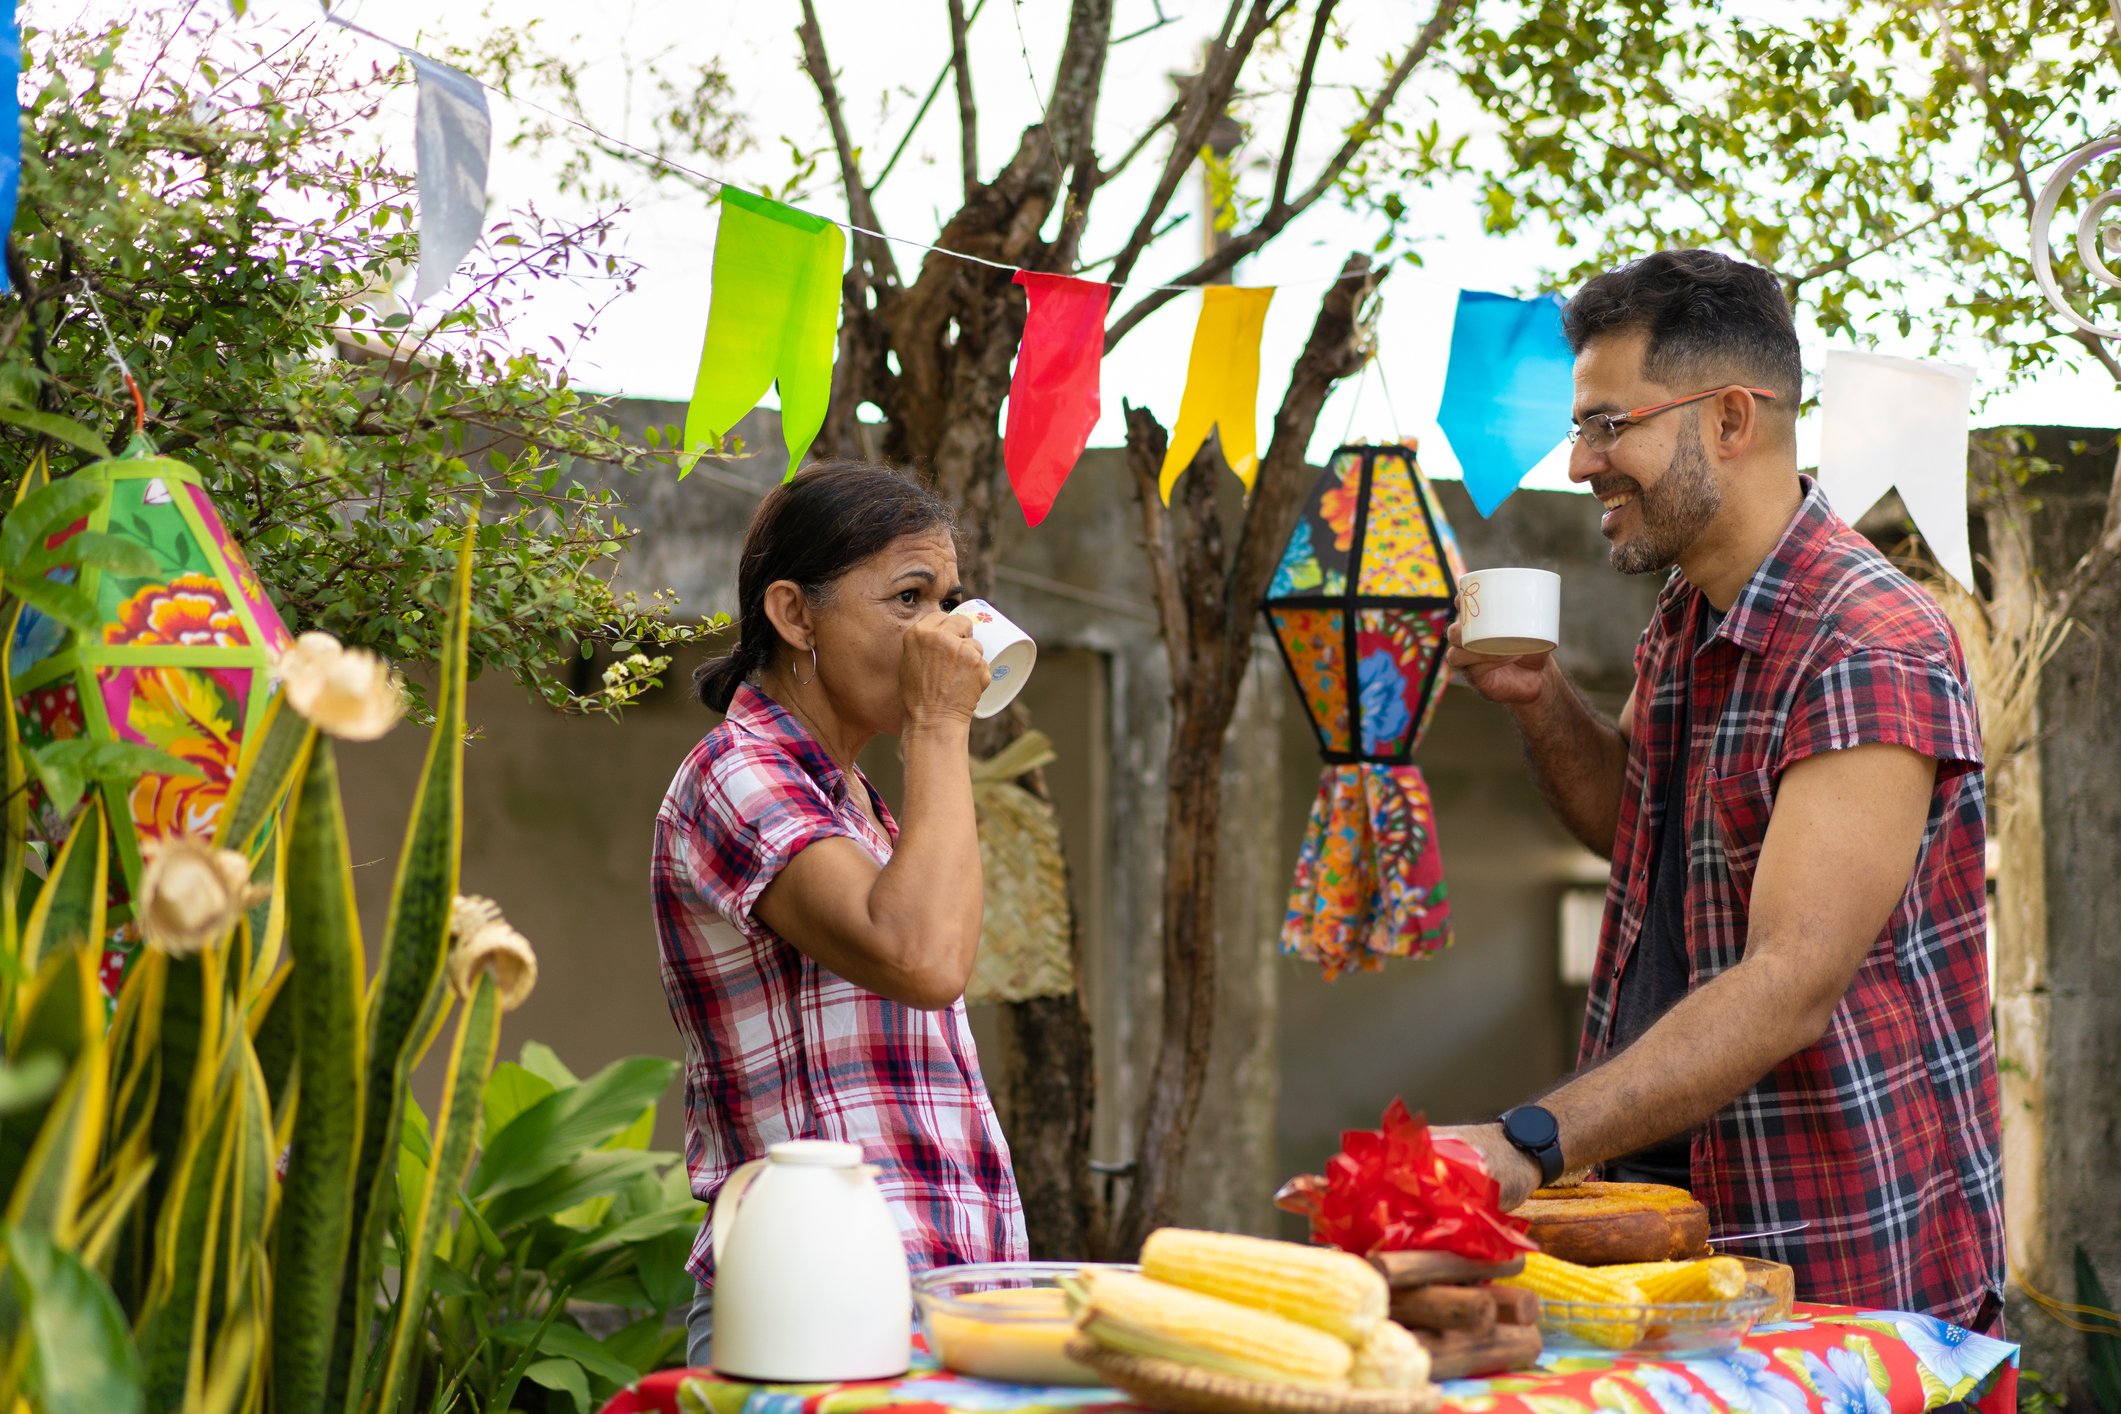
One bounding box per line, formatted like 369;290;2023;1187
694;459;956;711
1563;250;1801;405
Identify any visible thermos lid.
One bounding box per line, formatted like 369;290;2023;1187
767;1139;864;1167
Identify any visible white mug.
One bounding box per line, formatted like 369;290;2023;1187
949;599;1037;719
1458;567;1561;657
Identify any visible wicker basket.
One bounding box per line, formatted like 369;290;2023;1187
1063;1339;1442;1414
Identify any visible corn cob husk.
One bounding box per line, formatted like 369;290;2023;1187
1072;1269;1354;1387
1142;1227;1387;1344
1351;1320;1431;1391
1496;1252;1647;1349
1597;1256;1746;1303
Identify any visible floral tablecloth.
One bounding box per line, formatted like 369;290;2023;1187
597;1304;2016;1414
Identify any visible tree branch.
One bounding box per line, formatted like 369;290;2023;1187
1272;0;1336;211
796;0;900;287
1106;0;1463;349
1123;403;1194;664
1097;94;1186;187
1105;0;1274;287
947;0;980;201
1043;0;1118;175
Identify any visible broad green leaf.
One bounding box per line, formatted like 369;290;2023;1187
481;1060;557;1143
477;1150;667;1234
8;573;101;634
0;474;107;569
469;1055;676;1201
518;1040;580;1089
0;405;114;462
21;529;156;578
0;1052;64;1113
524;1358;591;1414
6;1226;145;1414
493;1319;643;1388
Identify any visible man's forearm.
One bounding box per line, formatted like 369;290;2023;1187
1510;664;1631;858
1542;951;1828;1171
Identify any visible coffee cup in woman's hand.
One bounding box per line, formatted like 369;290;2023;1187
900;611;992;725
947;600;1036;718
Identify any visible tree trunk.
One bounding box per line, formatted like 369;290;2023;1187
1109;256;1384;1256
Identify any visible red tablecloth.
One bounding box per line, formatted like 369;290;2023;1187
600;1304;2016;1414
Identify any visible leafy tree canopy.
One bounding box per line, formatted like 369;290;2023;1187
1;9;717;714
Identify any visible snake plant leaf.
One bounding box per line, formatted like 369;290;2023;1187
0;946;103;1217
271;737;368;1414
334;517;473;1414
5;1225;143;1414
374;971;501;1414
2;602;30;1011
16;796;108;980
214;695;312;860
3;998;108;1244
0;1052;62;1113
248;963;298;1125
239;827;286;1004
468;1055;677;1202
135;1077;234;1412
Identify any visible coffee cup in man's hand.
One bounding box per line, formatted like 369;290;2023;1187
1457;568;1560;657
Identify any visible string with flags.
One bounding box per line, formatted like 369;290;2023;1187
8;9;1979;566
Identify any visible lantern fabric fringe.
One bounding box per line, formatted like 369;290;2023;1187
965;731;1074;1005
408;53;492;304
684;188;846;480
1277;1099;1537;1263
1004;272;1108;527
0;13;18;297
1159;286;1275;501
1281;764;1450;980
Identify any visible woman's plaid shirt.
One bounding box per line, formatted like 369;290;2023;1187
1582;478;2003;1326
651;684;1028;1287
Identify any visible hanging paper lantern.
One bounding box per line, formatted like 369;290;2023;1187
8;457;293;985
1262;443;1462;979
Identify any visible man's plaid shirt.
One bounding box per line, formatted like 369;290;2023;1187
652;684;1028;1287
1582;477;2002;1325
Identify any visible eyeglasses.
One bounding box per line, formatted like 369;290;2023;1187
1568;386;1779;454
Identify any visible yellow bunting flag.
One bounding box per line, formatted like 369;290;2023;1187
1159;285;1276;502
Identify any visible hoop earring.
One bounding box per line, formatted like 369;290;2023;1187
791;646;818;689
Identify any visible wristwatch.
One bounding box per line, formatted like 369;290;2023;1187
1499;1104;1565;1186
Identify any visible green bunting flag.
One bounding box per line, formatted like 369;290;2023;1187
684;188;846;479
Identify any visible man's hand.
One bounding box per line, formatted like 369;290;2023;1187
1435;1122;1543;1211
1445;617;1556;707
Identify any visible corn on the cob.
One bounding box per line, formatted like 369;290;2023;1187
1496;1251;1648;1349
1598;1256;1747;1303
1072;1269;1354;1387
1350;1319;1431;1391
1140;1227;1387;1343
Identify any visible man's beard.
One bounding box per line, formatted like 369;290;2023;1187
1610;436;1722;576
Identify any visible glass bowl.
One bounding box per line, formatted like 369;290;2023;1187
1537;1289;1777;1358
913;1261;1136;1387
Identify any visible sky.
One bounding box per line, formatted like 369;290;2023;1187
264;0;2121;498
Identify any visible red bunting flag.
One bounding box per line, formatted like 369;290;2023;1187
1004;272;1109;526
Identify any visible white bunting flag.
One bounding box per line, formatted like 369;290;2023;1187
1817;350;1978;592
408;53;492;304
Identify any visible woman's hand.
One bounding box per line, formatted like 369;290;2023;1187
900;611;989;727
1444;617;1556;707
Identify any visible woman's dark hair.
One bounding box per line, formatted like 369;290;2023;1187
695;459;957;711
1563;250;1802;406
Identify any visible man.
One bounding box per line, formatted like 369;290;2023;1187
1440;250;2002;1330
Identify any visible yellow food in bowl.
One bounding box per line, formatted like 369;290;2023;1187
924;1287;1098;1386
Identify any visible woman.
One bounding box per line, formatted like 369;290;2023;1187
652;460;1028;1368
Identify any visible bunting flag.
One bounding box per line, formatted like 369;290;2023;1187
408;53;492;303
0;7;18;295
1436;290;1574;517
685;188;846;480
1004;272;1108;526
1818;350;1977;591
1159;285;1275;501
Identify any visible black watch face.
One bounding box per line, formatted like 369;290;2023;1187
1506;1106;1558;1148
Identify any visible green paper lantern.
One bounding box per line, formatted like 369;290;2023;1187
10;457;294;932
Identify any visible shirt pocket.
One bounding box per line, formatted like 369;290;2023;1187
1706;763;1777;901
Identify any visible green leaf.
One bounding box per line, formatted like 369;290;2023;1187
477;1150;667;1233
518;1040;580;1089
0;405;114;462
30;529;157;577
482;1060;557;1143
524;1358;591;1414
0;475;107;570
493;1320;643;1388
0;1052;65;1113
6;1226;145;1414
7;570;101;634
2078;1245;2121;1414
469;1055;675;1201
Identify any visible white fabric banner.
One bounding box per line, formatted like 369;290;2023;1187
1817;349;1978;592
409;53;492;304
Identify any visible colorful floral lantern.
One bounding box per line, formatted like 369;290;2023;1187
1263;442;1462;979
9;456;293;981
